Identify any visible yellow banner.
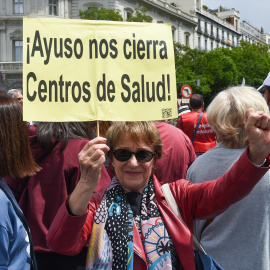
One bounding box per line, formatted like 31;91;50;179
23;18;177;121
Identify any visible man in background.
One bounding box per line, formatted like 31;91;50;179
7;89;23;105
176;94;216;156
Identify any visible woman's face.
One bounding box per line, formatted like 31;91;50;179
112;133;156;193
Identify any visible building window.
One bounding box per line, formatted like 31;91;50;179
185;36;189;46
49;0;58;15
211;41;213;51
205;39;207;51
211;25;213;36
124;7;134;21
14;41;23;62
186;35;189;46
198;19;201;31
185;32;190;47
198;36;201;50
196;0;200;10
14;0;23;14
126;11;132;20
171;26;176;41
222;30;224;40
205;22;207;33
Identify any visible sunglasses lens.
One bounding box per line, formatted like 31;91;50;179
136;150;153;163
112;149;155;163
113;149;131;162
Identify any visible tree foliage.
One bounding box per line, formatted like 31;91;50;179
174;41;270;105
79;8;123;21
228;41;270;87
79;7;152;23
126;7;153;22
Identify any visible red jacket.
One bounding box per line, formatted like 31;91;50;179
5;127;111;253
47;149;269;270
176;111;216;154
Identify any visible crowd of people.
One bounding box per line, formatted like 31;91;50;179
1;72;270;270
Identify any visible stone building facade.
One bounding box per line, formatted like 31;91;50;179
0;0;198;91
196;6;241;51
0;0;269;91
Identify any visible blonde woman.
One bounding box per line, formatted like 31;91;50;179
187;86;270;270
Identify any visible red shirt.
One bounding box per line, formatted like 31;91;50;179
176;111;216;154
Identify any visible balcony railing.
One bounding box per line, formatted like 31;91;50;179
199;9;239;33
146;0;196;22
0;62;22;72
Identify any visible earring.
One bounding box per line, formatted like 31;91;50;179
112;163;114;167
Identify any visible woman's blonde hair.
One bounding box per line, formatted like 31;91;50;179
106;121;163;160
207;86;269;148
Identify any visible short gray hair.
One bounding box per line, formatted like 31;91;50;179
7;89;22;98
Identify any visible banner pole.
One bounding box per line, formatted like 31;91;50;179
97;120;99;137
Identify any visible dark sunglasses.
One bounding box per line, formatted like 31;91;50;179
112;149;156;163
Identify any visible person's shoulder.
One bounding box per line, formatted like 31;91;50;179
66;138;89;148
62;139;90;163
188;146;244;171
182;111;194;116
155;121;176;130
181;111;196;119
0;189;14;221
169;178;193;194
155;121;188;138
202;111;208;118
188;146;218;166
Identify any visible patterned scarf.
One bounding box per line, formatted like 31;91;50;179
86;177;173;270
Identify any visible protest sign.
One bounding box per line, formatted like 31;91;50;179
23;18;177;121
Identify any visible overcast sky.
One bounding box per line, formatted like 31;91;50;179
202;0;270;34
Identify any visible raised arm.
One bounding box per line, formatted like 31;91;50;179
170;109;270;224
47;137;110;255
245;108;270;165
68;137;110;215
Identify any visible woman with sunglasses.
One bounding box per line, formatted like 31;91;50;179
47;115;270;270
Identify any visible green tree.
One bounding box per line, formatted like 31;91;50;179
200;48;238;102
126;7;153;22
174;41;270;105
79;8;123;21
174;43;239;104
174;43;207;97
229;41;270;87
